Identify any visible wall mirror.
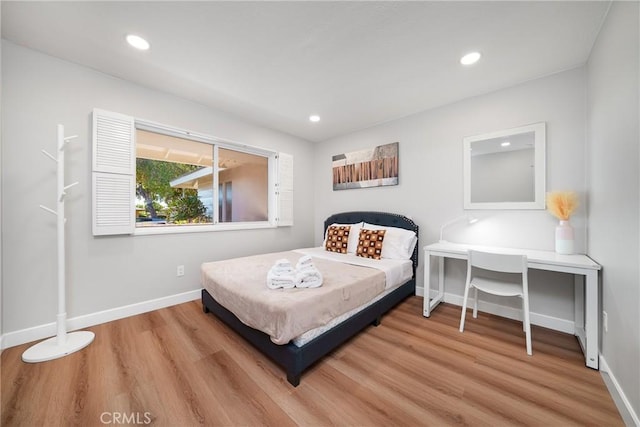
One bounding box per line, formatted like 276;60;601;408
463;122;546;209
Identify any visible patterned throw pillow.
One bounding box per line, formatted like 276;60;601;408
325;225;351;254
356;228;386;260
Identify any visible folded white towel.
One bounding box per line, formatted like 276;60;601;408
269;258;294;275
295;254;314;271
271;265;294;275
295;267;323;288
267;256;323;289
274;258;293;268
267;259;296;289
267;269;296;289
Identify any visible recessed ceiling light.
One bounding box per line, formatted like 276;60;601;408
126;34;150;51
501;141;511;147
309;115;321;122
460;51;481;66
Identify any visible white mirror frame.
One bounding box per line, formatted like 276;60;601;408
463;122;546;210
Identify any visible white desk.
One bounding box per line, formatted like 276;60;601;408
423;242;601;369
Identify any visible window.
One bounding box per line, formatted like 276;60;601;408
92;109;292;236
215;147;269;223
135;130;214;227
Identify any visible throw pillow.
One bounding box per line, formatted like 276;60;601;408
325;225;351;254
356;228;386;260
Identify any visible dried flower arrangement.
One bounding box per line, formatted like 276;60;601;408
546;191;578;221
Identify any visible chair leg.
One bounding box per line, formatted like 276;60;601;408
472;287;479;318
459;281;471;332
523;294;532;356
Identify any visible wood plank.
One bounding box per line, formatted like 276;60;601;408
1;297;623;426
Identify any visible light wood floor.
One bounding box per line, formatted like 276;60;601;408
2;297;623;426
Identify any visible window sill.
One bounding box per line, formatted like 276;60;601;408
134;221;276;236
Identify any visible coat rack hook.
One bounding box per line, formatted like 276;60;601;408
39;205;58;216
41;149;58;163
61;135;78;151
64;182;79;191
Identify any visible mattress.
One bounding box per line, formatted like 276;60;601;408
291;281;404;346
201;248;412;345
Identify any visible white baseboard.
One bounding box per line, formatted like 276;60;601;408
416;286;574;334
1;289;201;350
599;356;640;426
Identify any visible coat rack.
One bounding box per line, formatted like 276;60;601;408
22;124;95;363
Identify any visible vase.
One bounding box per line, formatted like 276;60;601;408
555;220;574;254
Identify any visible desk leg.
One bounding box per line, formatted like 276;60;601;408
423;252;432;317
438;257;445;302
574;275;585;332
584;270;599;369
424;254;446;318
574;272;598;369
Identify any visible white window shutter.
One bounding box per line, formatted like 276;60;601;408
92;109;136;236
277;152;293;226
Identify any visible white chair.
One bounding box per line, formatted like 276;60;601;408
459;250;532;355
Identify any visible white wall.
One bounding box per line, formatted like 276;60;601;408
1;41;315;335
587;1;639;420
314;68;588;324
0;6;4;351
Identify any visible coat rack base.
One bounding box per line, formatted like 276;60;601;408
22;331;95;363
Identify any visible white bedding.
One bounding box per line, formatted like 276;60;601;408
293;247;413;289
201;247;414;345
292;281;404;346
290;247;412;347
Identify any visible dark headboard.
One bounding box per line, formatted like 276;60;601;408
324;211;419;275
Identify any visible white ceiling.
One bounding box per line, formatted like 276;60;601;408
2;1;610;142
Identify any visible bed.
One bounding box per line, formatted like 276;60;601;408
201;211;419;386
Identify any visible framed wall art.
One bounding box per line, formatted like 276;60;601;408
332;142;399;190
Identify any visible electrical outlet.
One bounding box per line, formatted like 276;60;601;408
177;265;185;277
603;311;608;333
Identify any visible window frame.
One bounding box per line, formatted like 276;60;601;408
91;108;291;237
133;119;277;236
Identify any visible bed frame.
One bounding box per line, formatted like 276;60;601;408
201;211;419;386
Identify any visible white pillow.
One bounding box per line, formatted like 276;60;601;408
324;222;363;254
362;223;417;260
